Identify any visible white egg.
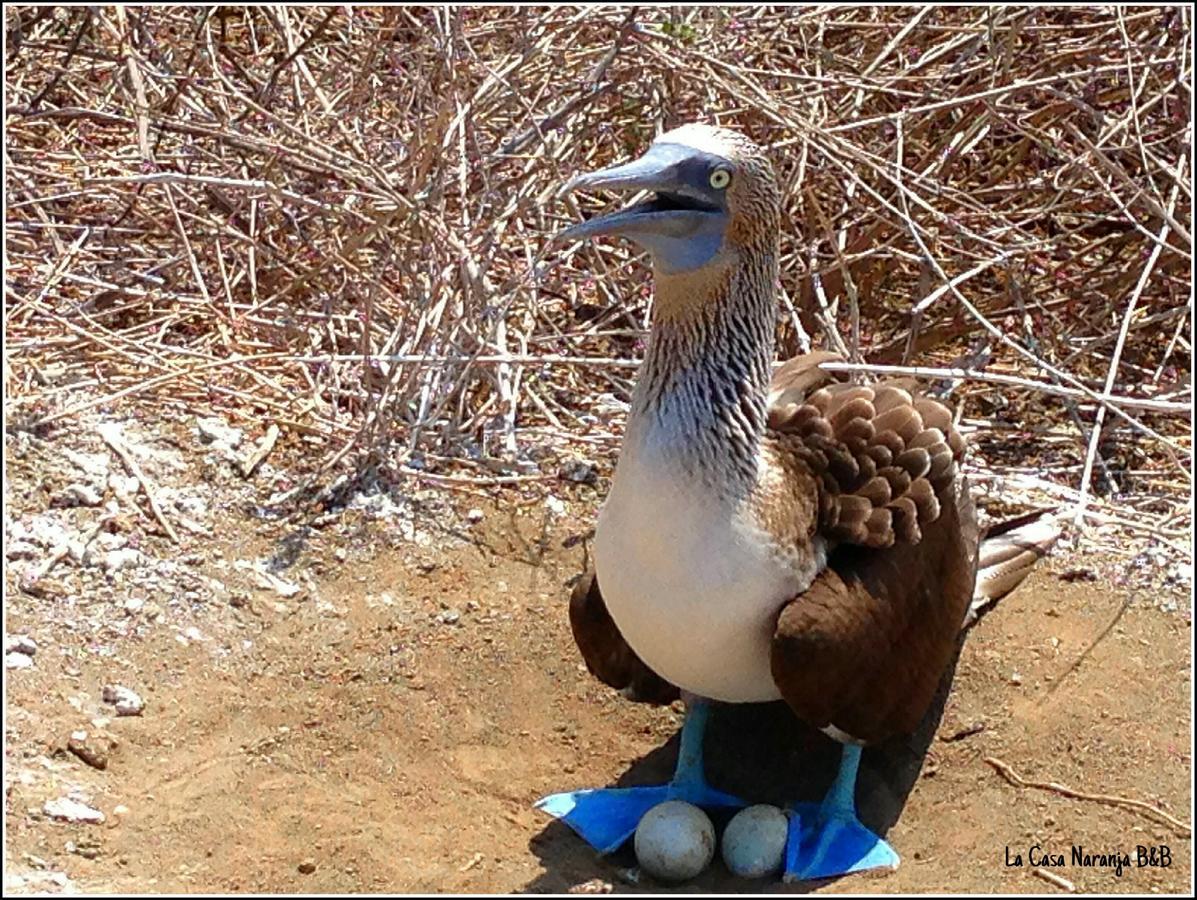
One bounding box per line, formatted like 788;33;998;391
633;800;715;882
721;804;789;878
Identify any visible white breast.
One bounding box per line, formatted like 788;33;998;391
594;440;823;703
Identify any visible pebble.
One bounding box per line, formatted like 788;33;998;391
196;417;244;449
438;609;461;626
101;684;145;716
298;858;317;874
5;539;40;561
466;508;484;523
3;872;74;893
67;730;113;770
568;879;614;894
104;549;145;573
6;653;34;670
559;459;599;485
43;797;105;824
63;448;111;478
56;483;105;507
245;565;300;597
5;635;38;656
65;839;100;859
175;495;208;518
108;473;141;500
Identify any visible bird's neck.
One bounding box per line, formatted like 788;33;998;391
627;247;778;495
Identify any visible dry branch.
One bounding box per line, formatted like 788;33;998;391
3;5;1189;533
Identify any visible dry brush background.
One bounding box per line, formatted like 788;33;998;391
4;5;1192;550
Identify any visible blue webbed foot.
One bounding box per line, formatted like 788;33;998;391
782;802;899;881
535;700;748;853
535;780;745;855
782;744;899;882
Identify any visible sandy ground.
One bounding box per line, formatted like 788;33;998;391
3;414;1192;894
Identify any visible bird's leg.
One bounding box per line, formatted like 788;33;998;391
668;692;709;789
782;743;899;882
663;696;746;806
535;695;748;854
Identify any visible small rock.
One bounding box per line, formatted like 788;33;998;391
545;495;566;517
55;484;104;508
5;539;40;561
196;417;244;449
559;458;599;485
63;448;111;478
101;684;144;717
104;549;145;574
5;635;38;656
66;838;100;859
1009;671;1023;686
614;867;641;885
67;730;113;770
466;508;484;523
438;609;461;626
3;871;74;893
568;879;614;894
298;859;317;875
245;566;300;598
108;473;141;500
6;653;33;670
44;797;105;824
175;495;208;518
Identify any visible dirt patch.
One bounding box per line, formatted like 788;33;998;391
3;418;1191;894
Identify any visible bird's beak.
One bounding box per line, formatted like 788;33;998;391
555;142;722;244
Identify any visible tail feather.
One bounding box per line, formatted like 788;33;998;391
964;511;1062;628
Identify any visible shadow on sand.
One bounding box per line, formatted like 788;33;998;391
521;640;965;894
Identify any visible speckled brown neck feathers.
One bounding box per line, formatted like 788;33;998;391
629;245;779;494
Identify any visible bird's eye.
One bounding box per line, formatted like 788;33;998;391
709;168;732;190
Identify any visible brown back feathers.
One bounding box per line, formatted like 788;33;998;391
766;353;980;742
768;361;966;551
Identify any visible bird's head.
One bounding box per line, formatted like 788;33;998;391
556;123;781;275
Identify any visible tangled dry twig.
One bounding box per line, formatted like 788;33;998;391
3;6;1190;541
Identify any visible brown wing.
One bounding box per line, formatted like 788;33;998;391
766;354;977;742
771;476;979;743
568;570;680;705
769;368;967;550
